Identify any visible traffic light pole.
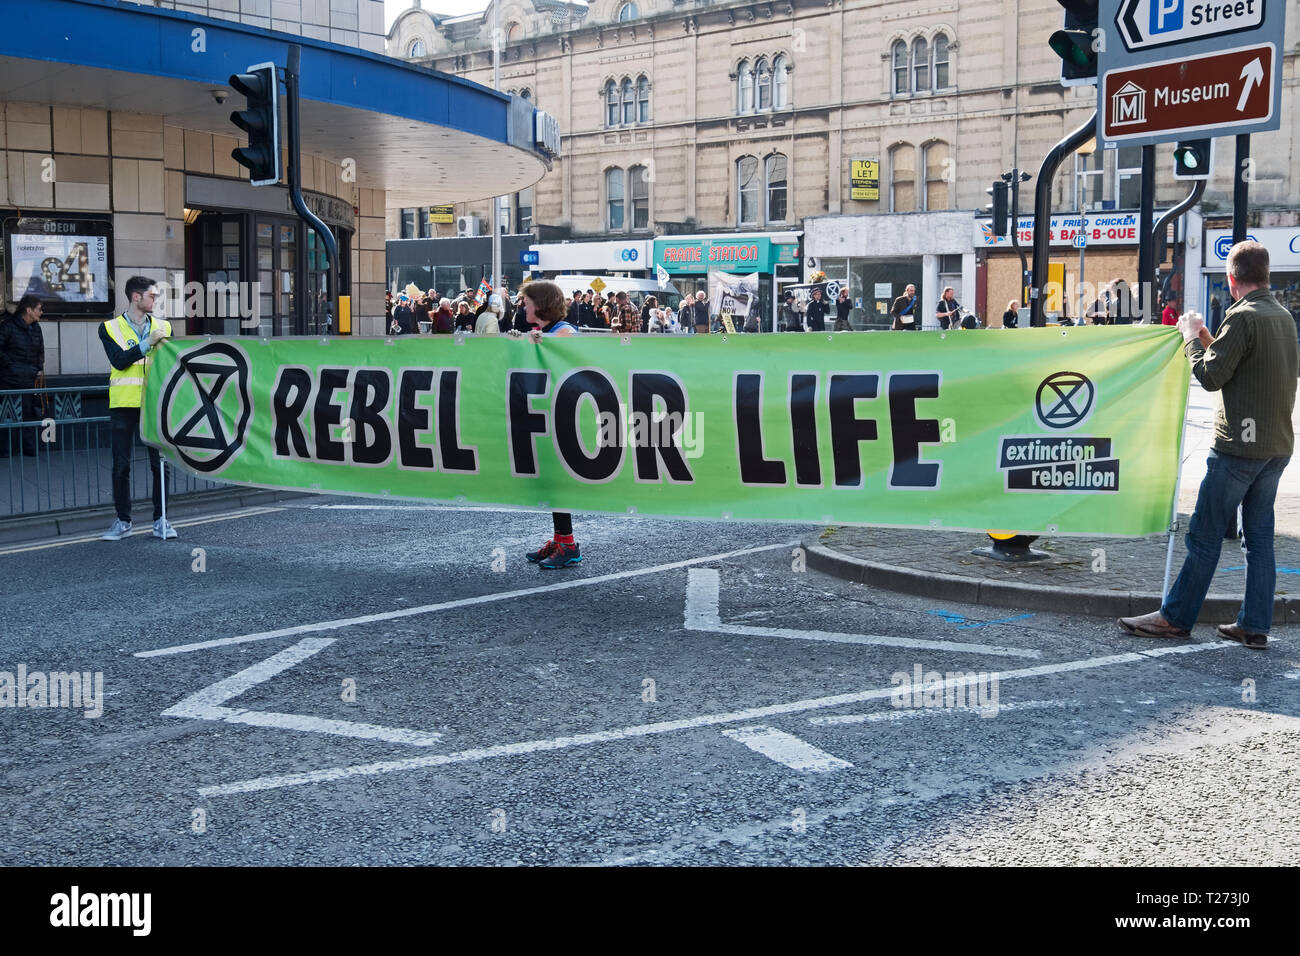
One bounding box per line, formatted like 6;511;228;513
1153;179;1206;269
1137;145;1155;322
284;44;339;335
1030;110;1096;327
1009;170;1029;306
1232;134;1250;244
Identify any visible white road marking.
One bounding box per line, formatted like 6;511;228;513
685;568;1041;659
197;640;1237;798
137;541;798;657
162;637;442;746
809;699;1082;726
0;506;283;555
720;725;853;772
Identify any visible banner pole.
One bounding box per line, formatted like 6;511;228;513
1162;380;1195;600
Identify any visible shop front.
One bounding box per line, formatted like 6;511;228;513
652;232;801;332
804;212;974;330
386;234;535;303
1202;226;1300;327
975;211;1157;325
530;239;652;279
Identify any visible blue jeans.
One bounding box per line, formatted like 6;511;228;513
1162;449;1290;633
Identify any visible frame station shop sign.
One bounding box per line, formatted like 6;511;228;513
654;236;800;274
975;213;1140;248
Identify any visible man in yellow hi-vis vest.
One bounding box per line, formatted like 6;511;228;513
98;275;175;541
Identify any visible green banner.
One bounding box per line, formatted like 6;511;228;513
142;327;1190;535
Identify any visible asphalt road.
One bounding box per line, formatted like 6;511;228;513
1;500;1297;866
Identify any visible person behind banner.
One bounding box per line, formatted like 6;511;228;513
891;284;918;330
98;276;175;541
805;286;830;332
834;287;852;331
1002;299;1019;329
936;287;961;330
1119;242;1298;649
692;291;710;335
781;291;802;332
509;281;584;571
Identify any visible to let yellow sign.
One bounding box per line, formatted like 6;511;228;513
428;205;455;224
850;160;879;201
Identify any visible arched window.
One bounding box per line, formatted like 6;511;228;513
889;143;916;213
620;78;635;125
755;57;772;110
506;22;523;42
892;40;908;94
737;60;753;113
736;156;759;225
911;38;929;92
637;76;650;123
605;80;619;127
773;55;789;108
409;39;426;58
765;153;788;223
923;141;950;210
617;2;639;21
933;33;950;89
606;168;625;230
629;165;649;229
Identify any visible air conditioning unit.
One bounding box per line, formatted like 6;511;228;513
456;215;482;237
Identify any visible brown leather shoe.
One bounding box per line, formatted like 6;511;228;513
1117;611;1191;639
1216;623;1268;649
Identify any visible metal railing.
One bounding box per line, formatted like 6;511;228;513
1;385;227;518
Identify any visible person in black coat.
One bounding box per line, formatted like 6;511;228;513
0;295;45;455
834;288;853;330
805;286;830;332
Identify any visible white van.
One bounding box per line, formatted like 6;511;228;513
548;274;684;311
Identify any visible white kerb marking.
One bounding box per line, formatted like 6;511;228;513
686;568;1041;659
197;640;1235;799
137;541;796;657
162;637;442;746
720;725;852;772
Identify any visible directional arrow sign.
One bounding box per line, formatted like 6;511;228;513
1116;0;1267;51
1101;42;1275;143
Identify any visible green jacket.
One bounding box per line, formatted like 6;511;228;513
1186;288;1298;460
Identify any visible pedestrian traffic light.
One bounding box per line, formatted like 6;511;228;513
1049;0;1099;87
986;181;1009;237
228;63;280;186
1172;139;1213;180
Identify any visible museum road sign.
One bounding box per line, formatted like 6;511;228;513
1101;42;1275;143
1097;0;1285;147
1115;0;1266;51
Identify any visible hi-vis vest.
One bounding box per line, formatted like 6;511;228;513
103;313;171;409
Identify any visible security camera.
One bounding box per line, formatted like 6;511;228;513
211;89;228;105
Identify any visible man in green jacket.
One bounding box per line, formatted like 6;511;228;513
1120;241;1297;648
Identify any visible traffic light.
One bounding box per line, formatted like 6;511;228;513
1049;0;1100;87
1172;139;1214;180
228;63;280;186
986;181;1009;237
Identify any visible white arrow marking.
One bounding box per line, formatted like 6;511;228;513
685;568;1041;659
162;637;444;746
1237;58;1263;112
721;725;852;772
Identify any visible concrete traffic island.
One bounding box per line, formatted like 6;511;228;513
803;494;1300;625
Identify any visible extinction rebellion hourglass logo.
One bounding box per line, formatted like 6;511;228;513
997;371;1120;493
158;342;252;474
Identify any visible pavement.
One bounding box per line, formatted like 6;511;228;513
806;382;1300;625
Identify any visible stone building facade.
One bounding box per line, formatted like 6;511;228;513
387;0;1299;325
